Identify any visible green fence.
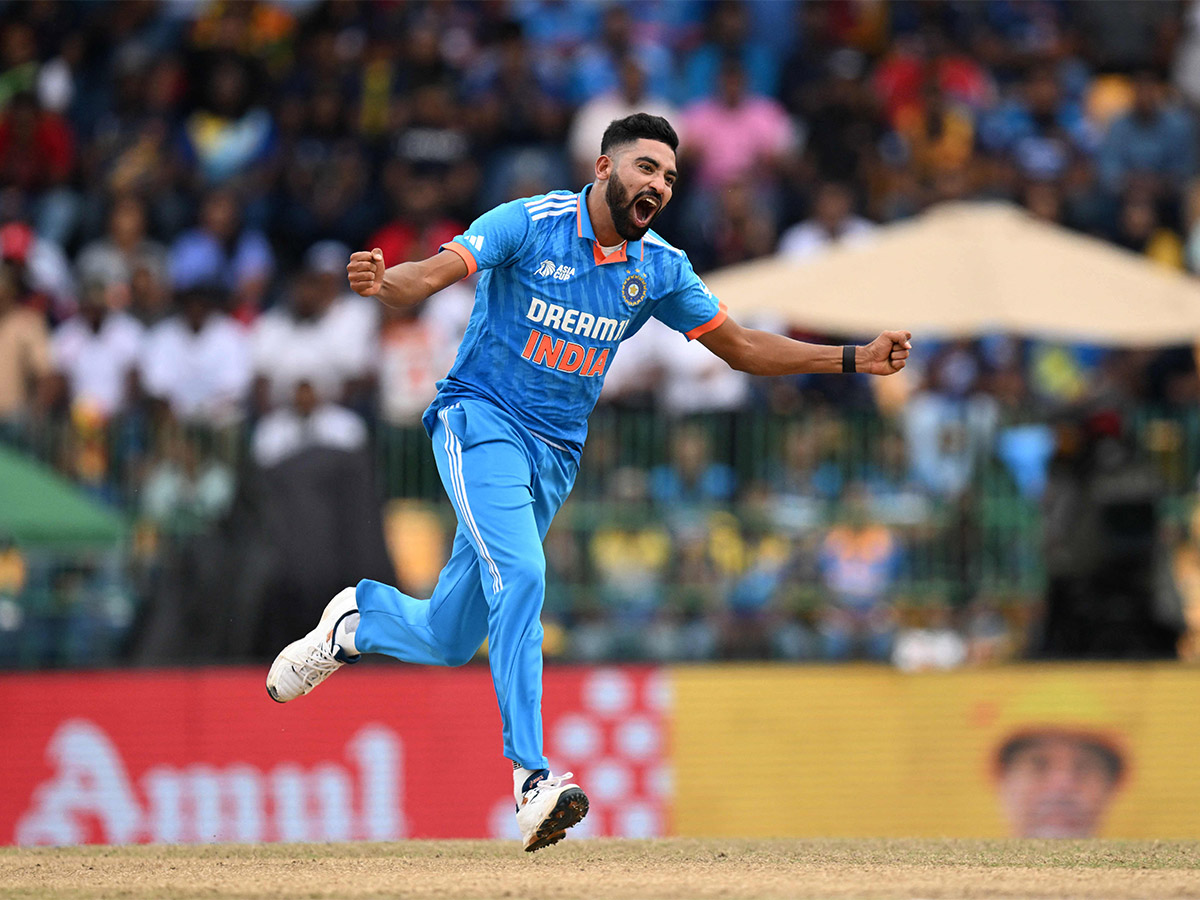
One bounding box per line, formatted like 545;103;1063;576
375;406;1200;613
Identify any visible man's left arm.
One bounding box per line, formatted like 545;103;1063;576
697;314;911;377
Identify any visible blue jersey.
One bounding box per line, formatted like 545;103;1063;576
427;185;726;453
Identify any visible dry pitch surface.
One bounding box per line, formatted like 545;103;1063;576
2;838;1198;900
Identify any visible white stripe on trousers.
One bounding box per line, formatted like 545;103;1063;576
439;405;504;594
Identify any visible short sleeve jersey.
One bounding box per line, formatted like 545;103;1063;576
429;185;725;452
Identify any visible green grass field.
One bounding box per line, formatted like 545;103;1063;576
2;838;1198;900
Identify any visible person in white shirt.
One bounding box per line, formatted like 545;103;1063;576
251;241;378;412
140;285;252;426
52;276;145;418
778;181;876;261
252;380;368;469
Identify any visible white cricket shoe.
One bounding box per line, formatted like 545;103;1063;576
516;771;589;852
266;587;359;703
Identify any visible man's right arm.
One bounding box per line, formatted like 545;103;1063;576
346;248;468;308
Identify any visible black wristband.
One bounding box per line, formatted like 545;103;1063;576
842;345;856;374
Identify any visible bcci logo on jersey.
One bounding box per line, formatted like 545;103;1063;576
621;272;648;308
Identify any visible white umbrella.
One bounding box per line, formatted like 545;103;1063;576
704;202;1200;347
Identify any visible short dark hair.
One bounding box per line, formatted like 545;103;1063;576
601;113;678;156
998;734;1125;783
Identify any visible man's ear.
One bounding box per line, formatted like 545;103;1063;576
595;153;613;182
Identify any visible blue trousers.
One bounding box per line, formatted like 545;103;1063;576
355;399;577;770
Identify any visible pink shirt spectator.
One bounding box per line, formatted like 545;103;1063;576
680;96;795;190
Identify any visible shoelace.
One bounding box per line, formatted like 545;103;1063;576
292;641;342;689
525;771;574;798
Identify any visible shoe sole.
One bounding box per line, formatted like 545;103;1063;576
524;788;589;852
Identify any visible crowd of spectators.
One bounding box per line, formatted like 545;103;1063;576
1;0;1199;667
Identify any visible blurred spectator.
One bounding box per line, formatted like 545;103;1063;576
568;55;678;185
583;517;672;660
1097;71;1196;200
0;219;74;321
779;181;876;261
720;531;800;660
862;430;933;525
765;421;840;533
1113;189;1184;268
891;81;976;184
789;46;885;187
76;194;169;310
270;81;375;253
568;5;673;106
0;21;39;112
251;381;368;469
81;51;188;235
366;169;465;270
1068;0;1177;73
963;595;1018;664
464;20;567;156
251;240;377;413
0;91;77;243
1038;410;1179;658
873;29;994;129
51;274;144;420
817;483;904;661
179;55;275;189
679;57;795;197
649;424;737;514
140;284;251;427
169;188;274;321
690;179;778;271
677;0;781;104
904;342;999;499
141;426;235;533
979;63;1097;184
0;259;51;436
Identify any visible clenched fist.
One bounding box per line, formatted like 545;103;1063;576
859;330;912;375
347;248;386;297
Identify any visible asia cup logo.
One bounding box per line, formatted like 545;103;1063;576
621;271;648;308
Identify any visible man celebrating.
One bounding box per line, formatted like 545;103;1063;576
266;114;911;851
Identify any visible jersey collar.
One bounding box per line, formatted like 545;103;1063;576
576;184;645;265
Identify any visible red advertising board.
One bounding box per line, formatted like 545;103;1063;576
0;664;668;845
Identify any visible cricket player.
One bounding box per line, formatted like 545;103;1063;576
266;114;911;851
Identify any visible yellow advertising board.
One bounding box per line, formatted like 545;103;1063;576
671;664;1200;839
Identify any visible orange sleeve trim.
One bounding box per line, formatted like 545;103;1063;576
685;303;728;340
440;240;477;276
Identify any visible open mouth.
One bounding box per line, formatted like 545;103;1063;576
632;194;659;228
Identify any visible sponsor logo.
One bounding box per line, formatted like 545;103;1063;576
534;261;576;281
525;297;628;342
15;720;406;845
621;272;648;308
463;235;484;252
520;331;609;378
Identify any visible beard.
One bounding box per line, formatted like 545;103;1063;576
605;172;661;242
